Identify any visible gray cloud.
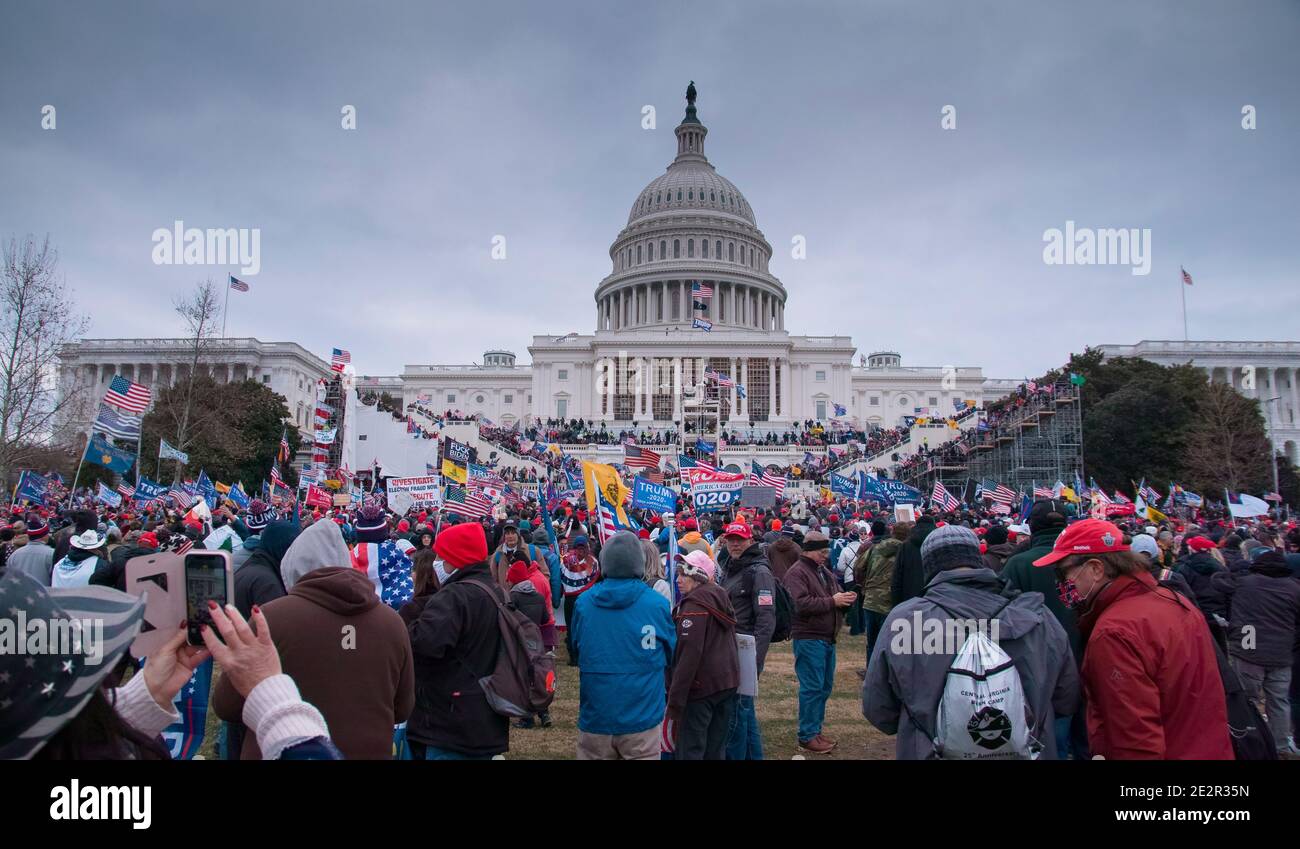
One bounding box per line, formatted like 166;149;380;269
1;0;1296;379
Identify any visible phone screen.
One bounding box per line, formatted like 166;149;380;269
185;553;229;645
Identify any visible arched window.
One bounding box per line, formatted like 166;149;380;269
677;190;682;201
715;240;722;258
636;244;642;264
660;240;667;258
750;248;755;267
728;242;735;261
702;240;708;258
656;192;661;203
710;191;715;202
688;189;693;200
647;242;654;261
673;240;680;258
688;239;694;258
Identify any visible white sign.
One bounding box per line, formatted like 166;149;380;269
386;475;442;514
894;503;916;524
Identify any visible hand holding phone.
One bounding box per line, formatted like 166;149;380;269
184;551;233;646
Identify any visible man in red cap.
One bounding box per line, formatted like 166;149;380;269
1034;519;1232;759
406;522;509;759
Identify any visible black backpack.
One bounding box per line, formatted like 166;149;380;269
460;580;556;717
742;564;793;643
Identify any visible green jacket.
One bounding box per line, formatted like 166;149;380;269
1001;526;1081;661
858;538;903;615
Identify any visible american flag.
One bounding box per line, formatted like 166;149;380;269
1138;480;1161;503
1111;490;1132;505
1181;266;1194;286
228;275;250;292
331;348;351;371
443;484;493;519
116;483;136;500
270;463;287;491
278;428;291;462
642;469;665;485
749;461;787;498
103;375;152;413
1033;482;1054;498
169;488;195;510
704;367;733;387
623;444;662;469
691;281;713;300
175;539;194;556
930;480;960;513
982;479;1016;505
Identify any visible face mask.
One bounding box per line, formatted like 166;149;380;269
434;561;452;586
1058;564;1109;612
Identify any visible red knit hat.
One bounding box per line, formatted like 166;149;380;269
435;522;488;569
506;561;531;586
397;519;411;533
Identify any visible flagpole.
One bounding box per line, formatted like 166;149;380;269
68;433;89;510
1179;269;1188;341
222;276;231;338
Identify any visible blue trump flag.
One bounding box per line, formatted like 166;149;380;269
631;476;677;514
227;482;250;509
830;472;857;498
134;476;168;502
196;470;218;509
15;470;50;503
84;433;135;474
161;657;213;759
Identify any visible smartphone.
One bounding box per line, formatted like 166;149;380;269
184;551;234;646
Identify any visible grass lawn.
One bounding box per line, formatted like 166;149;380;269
198;629;896;760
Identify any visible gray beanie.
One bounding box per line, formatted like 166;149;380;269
599;531;645;579
920;524;983;581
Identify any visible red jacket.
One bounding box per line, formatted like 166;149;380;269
1077;571;1233;760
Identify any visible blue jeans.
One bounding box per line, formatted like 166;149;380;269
424;746;494;761
863;609;888;669
725;694;764;760
793;639;836;742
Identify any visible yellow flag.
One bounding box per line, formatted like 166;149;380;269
582;461;630;526
1145;505;1167;524
442;458;467;485
1060;485;1078;503
820;487;833;503
214;481;231;494
946;418;958;429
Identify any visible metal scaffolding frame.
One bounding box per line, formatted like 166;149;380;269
899;382;1083;499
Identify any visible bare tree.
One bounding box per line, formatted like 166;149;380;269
1184;381;1272;494
0;235;89;488
163;279;223;482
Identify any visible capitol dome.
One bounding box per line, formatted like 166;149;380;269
596;82;787;335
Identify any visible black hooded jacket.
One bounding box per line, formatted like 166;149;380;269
891;516;937;606
233;521;300;618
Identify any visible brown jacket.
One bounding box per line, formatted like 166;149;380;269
766;536;802;584
784;554;842;642
668;582;740;717
212;566;415;759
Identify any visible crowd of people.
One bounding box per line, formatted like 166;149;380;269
4;471;1299;763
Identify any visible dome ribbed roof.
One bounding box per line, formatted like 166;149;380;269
626;164;755;227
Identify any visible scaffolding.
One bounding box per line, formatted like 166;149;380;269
898;381;1083;498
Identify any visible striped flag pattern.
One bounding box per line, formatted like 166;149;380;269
103;375;152;413
691;281;713;299
1032;482;1054;498
749;461;787;498
982;479;1016;505
931;480;960;513
116;483;135;500
623;444;662;469
228;274;250;292
93;404;142;441
443;484;493;519
331;348;351;372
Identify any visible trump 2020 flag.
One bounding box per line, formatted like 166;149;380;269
161;657;213;759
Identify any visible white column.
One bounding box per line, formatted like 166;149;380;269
729;357;738;423
740;358;749;418
673;358;683;422
1290;367;1299;426
769;357;777;418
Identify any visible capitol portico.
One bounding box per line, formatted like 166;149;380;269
1098;340;1300;464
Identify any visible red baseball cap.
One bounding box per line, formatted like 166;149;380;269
1033;519;1128;567
722;522;752;540
1186;535;1215;553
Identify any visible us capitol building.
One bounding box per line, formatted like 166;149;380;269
55;85;1300;467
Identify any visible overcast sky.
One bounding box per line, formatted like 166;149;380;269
2;0;1297;380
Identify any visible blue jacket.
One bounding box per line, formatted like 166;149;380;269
540;547;563;607
571;577;675;735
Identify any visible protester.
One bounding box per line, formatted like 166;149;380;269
1211;547;1300;754
784;531;855;753
667;550;739;760
1;570;338;760
506;551;555;730
980;524;1016;573
560;534;599;664
51;529;109;588
890;513;936;605
398;548;441;627
717;521;776;760
1034;519;1233;759
863;524;1078;759
858;521;908;670
570;531;674;760
214;519;414;759
232;520;301;618
642;538;673;602
4;515;54;586
407;522;510;760
1175;535;1230;618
